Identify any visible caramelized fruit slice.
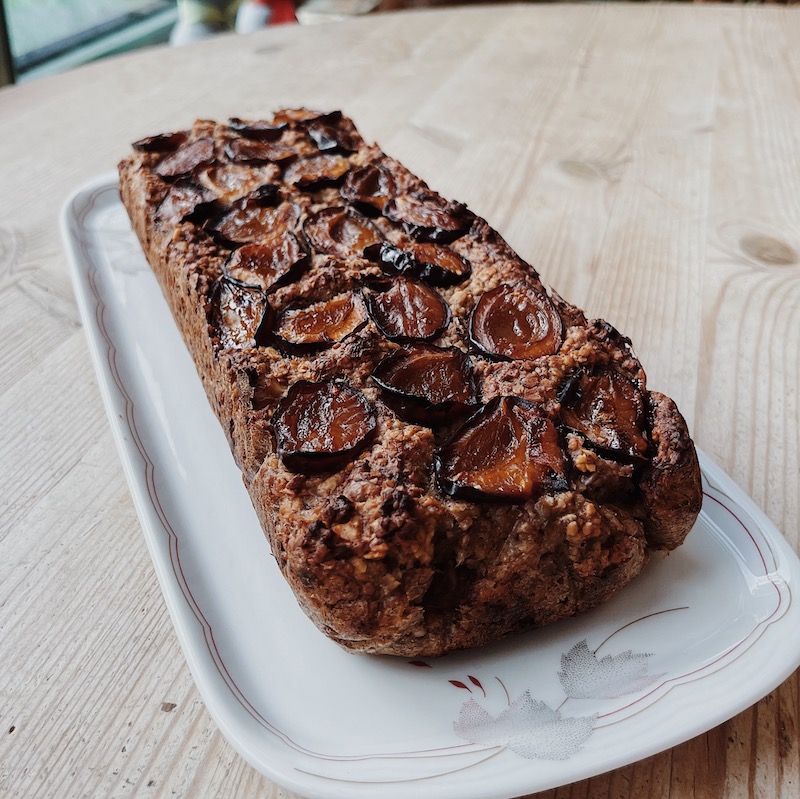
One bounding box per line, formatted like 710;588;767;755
272;380;377;473
306;111;363;153
284;154;351;189
227;118;287;140
154;138;215;179
340;164;396;214
435;396;568;502
384;192;471;243
209;276;269;350
225;233;309;292
212;199;300;245
196;164;279;204
372;345;478;426
154;181;214;225
303;206;382;257
560;369;649;460
225;137;297;164
274;293;367;350
369;242;471;287
365;277;450;342
133;130;188;153
469;283;563;360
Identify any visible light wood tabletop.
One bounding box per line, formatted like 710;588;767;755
2;3;800;797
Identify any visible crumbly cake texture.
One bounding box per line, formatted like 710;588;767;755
118;110;702;657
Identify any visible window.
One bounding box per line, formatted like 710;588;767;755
1;0;177;83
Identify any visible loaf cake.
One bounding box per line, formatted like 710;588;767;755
118;109;702;657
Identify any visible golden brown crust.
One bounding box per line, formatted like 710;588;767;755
118;111;701;657
639;391;703;551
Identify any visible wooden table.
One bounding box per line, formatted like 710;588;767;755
2;4;799;797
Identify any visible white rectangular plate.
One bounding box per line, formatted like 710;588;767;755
62;174;800;799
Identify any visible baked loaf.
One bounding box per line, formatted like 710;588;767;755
118;110;702;657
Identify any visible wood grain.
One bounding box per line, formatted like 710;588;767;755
1;4;799;797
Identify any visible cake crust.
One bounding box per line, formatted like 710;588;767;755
118;111;702;657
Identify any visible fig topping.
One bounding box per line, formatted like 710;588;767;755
225;234;309;292
225;137;297;164
365;277;450;342
284;154;351;189
154;181;214;225
369;241;471;287
227;118;287;140
435;396;568;502
274;293;367;350
272;380;377;473
212;199;300;246
303;206;382;258
133;130;188;153
154;138;215;179
372;345;478;426
341;164;397;214
384;192;471;243
196;164;279;204
306;112;363;153
209;276;270;350
469;283;563;360
560;369;649;461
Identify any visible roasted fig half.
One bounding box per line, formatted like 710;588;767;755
469;283;563;361
369;242;471;287
273;292;367;351
272;380;377;473
303;206;383;258
372;345;478;426
384;191;472;243
211;198;300;246
284;154;351;190
560;368;650;461
364;277;450;342
340;164;397;215
154;138;216;179
225;233;309;292
435;396;568;502
209;276;270;350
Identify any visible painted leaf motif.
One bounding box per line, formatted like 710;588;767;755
453;691;596;760
558;639;667;700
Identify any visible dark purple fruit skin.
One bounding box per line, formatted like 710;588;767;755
371;345;479;427
224;234;310;294
209;275;270;350
434;396;569;503
366;242;470;287
270;294;368;354
227;118;287;141
468;283;564;362
272;380;377;474
363;279;451;343
340;164;397;216
383;193;473;244
154;138;216;179
132;130;188;153
558;368;650;463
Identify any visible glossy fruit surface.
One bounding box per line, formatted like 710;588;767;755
469;283;563;360
435;396;567;502
560;368;649;460
272;380;377;473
